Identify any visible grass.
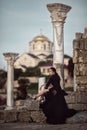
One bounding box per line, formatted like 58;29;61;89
27;83;38;94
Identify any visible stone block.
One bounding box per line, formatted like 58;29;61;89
76;93;87;104
79;63;87;75
66;111;87;123
76;76;87;85
84;38;87;50
18;111;32;122
76;85;87;93
4;110;17;122
74;64;79;76
23;100;40;111
65;92;87;105
84;51;87;63
84;28;87;34
65;94;76;104
75;33;83;40
79;39;85;50
31;111;46;123
0;110;5;123
73;40;80;49
78;50;84;63
68;103;87;111
15;100;25;106
73;50;79;63
79;86;87;92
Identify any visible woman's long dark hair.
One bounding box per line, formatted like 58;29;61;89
50;67;56;73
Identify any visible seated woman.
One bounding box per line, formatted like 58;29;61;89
34;67;77;124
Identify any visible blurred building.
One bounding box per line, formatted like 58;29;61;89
14;34;73;88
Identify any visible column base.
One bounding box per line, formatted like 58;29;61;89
5;106;14;110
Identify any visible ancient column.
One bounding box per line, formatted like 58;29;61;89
47;3;71;89
3;53;19;109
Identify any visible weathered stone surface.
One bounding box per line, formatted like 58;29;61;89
76;76;87;84
84;28;87;34
68;104;87;111
0;100;46;124
78;50;84;63
74;63;87;76
65;92;87;110
84;38;87;50
75;33;83;40
65;93;76;104
65;92;87;104
0;110;4;123
73;50;79;63
76;85;87;93
79;39;85;50
73;40;80;49
74;64;79;76
18;111;32;122
84;51;87;63
24;100;40;111
79;63;87;75
73;28;87;93
76;93;87;103
66;111;87;123
15;100;25;106
4;110;17;122
15;99;40;111
31;111;46;123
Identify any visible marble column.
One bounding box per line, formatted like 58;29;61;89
3;53;19;109
47;3;71;89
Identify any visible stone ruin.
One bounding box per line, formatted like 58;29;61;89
73;28;87;92
0;28;87;124
0;2;87;124
65;28;87;111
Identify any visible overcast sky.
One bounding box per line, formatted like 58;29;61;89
0;0;87;69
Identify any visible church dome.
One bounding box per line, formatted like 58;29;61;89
32;34;50;42
29;34;53;57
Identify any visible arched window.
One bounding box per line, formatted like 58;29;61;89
44;44;46;50
33;44;35;50
48;43;50;50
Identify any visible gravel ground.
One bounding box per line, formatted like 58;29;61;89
0;123;87;130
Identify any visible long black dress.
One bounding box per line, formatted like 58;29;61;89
39;73;76;124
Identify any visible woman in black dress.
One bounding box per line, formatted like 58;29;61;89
35;67;77;124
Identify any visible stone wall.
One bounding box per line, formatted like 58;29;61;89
73;28;87;92
65;92;87;111
0;99;46;123
65;28;87;111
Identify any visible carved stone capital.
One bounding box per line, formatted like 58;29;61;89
3;52;19;66
51;12;66;23
47;3;71;23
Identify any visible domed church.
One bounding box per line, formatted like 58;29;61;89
29;34;53;59
14;34;53;71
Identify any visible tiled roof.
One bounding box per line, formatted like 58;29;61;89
27;53;39;59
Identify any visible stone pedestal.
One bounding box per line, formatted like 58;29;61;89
47;3;71;89
38;77;46;100
3;53;19;110
38;77;46;93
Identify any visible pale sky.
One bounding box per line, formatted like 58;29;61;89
0;0;87;69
